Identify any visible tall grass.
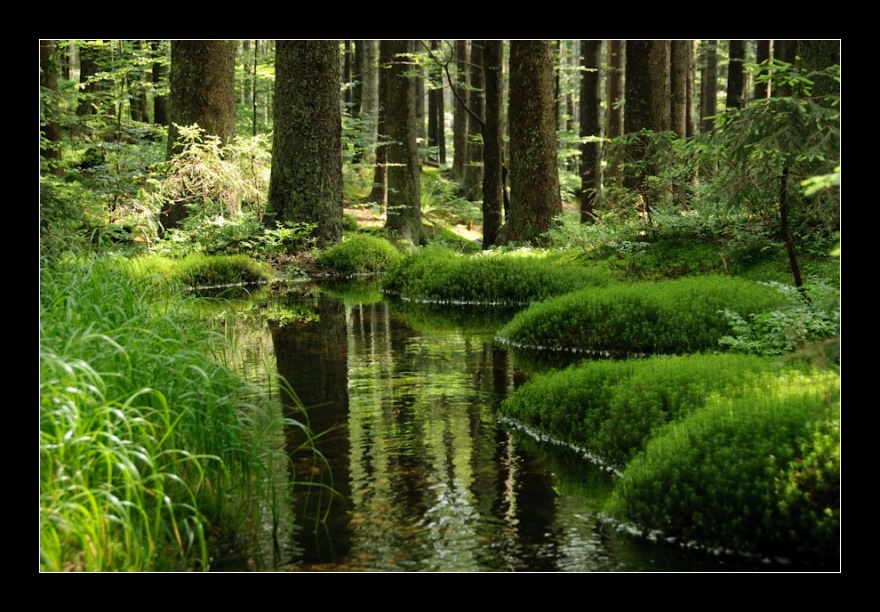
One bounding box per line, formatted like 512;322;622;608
39;255;285;571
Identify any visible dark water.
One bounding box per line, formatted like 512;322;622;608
213;281;787;572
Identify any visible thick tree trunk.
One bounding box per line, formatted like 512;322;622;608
162;40;238;229
503;41;562;245
383;41;423;244
166;40;237;157
267;41;343;248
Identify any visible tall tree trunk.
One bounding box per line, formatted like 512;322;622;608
754;40;771;101
773;40;798;97
367;41;389;205
700;40;718;133
462;40;484;200
452;40;470;183
503;41;562;245
343;40;354;112
267;41;343;248
624;39;670;217
150;40;168;126
357;40;379;165
427;40;444;165
482;40;504;248
40;40;62;174
579;40;602;223
162;40;238;229
166;40;237;157
76;40;108;117
604;40;624;188
383;40;423;244
670;40;690;137
685;41;696;136
353;40;364;118
605;40;624;140
726;40;746;110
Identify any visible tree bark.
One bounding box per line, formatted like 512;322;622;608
40;40;62;174
481;40;504;247
754;40;771;101
579;40;602;223
462;40;484;200
671;40;690;137
367;41;389;204
166;40;237;157
726;40;746;110
383;40;423;244
267;41;343;248
452;40;470;183
162;40;238;229
699;40;718;133
150;40;169;126
503;41;562;245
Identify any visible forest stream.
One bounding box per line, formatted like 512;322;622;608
210;280;796;572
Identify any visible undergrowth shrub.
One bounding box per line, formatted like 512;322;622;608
316;234;401;276
381;247;612;304
500;353;794;470
605;369;839;566
719;278;840;359
497;275;785;355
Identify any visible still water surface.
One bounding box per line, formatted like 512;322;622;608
214;281;778;572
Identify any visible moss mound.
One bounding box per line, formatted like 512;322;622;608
316;234;401;276
606;369;839;566
501;353;798;470
381;247;611;305
497;275;785;356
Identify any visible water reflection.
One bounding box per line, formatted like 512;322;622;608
222;282;773;572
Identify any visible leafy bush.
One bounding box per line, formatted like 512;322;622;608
316;234;401;276
157;212;317;258
501;353;794;470
719;278;840;358
381;247;612;305
497;275;785;356
605;369;839;566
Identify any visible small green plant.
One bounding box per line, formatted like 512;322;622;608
719;278;839;359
